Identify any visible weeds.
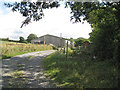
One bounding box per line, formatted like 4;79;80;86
17;64;25;67
43;51;118;88
10;70;25;78
6;70;27;88
1;41;53;59
28;55;35;59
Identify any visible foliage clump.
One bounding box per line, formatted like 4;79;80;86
43;51;118;88
67;1;120;62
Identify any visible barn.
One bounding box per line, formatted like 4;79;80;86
31;34;73;48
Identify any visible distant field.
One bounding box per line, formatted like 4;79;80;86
0;41;53;59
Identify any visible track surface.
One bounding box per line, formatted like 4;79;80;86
2;50;56;88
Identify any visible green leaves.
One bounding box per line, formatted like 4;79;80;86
19;36;25;43
5;1;60;28
74;37;88;47
67;1;120;60
27;33;38;43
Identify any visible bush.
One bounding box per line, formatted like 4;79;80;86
0;38;9;41
114;41;120;63
71;46;91;57
52;45;57;50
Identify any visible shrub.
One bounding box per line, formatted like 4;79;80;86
52;45;57;50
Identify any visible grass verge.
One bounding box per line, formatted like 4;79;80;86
42;51;118;88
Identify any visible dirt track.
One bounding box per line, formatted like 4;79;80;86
2;50;56;88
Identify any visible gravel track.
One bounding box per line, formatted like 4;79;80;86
2;50;56;88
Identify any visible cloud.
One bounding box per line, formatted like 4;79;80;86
0;3;4;14
0;0;22;2
13;30;23;34
0;5;92;40
0;9;26;39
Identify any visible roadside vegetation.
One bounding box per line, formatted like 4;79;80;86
43;47;118;88
1;41;53;59
2;1;120;88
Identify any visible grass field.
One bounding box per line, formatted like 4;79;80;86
0;41;53;59
43;51;118;88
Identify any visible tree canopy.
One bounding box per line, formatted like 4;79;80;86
66;1;120;60
5;1;60;28
74;37;88;47
19;36;25;43
27;34;38;43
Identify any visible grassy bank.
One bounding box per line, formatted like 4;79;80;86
1;41;53;59
43;51;118;88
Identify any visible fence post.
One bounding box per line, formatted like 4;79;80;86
66;40;68;60
63;47;65;53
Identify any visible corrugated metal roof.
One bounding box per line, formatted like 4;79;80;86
39;34;67;40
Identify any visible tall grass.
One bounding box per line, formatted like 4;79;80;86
1;41;53;59
43;51;118;88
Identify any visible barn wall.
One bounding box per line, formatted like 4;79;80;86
32;34;68;47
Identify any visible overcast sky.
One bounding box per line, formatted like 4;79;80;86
0;1;92;40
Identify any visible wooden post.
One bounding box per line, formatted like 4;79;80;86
44;41;45;45
60;33;62;51
64;47;65;53
66;40;68;60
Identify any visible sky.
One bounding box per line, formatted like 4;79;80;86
0;1;92;40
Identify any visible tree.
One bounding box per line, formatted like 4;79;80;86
66;1;120;61
5;1;60;28
74;37;88;47
27;34;38;43
19;36;25;43
69;38;74;42
6;37;9;41
88;8;118;60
